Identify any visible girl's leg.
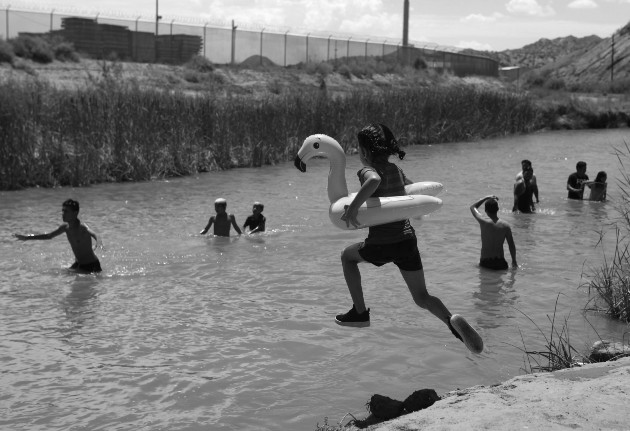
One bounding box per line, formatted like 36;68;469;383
341;242;367;313
399;268;451;325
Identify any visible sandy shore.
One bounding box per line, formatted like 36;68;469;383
367;356;630;430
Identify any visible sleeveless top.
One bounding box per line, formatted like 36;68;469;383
358;162;416;245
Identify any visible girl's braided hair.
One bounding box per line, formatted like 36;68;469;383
357;123;406;160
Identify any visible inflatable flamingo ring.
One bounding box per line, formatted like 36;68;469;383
294;134;444;230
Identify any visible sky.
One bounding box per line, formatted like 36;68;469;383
1;0;629;51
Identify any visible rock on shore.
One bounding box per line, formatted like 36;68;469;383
371;356;630;430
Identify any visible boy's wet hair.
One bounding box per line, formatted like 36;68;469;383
214;198;227;207
63;199;79;212
253;202;264;211
485;198;499;213
576;161;587;170
357;123;406;160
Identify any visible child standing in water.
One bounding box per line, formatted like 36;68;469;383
243;202;266;234
200;198;242;237
585;171;607;201
337;123;483;353
14;199;102;273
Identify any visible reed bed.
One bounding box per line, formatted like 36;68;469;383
0;75;540;190
582;142;630;323
512;296;591;373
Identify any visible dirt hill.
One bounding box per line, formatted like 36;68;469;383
494;20;630;85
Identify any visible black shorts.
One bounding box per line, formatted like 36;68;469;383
479;257;508;270
70;260;102;273
358;237;423;271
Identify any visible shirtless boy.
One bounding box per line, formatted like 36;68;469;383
200;198;242;237
471;195;517;270
14;199;102;273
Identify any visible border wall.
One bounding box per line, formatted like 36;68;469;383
0;7;498;75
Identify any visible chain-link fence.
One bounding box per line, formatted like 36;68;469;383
1;6;498;77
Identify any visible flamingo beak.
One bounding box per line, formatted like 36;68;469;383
294;155;306;172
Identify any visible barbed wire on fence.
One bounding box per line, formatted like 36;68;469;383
0;0;478;55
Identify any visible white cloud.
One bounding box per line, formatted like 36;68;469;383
339;13;399;39
568;0;599;8
461;12;505;23
506;0;555;16
456;40;494;51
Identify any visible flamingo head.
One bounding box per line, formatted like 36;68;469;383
294;134;345;172
294;134;349;204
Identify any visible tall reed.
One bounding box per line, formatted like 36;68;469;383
0;75;540;190
582;141;630;323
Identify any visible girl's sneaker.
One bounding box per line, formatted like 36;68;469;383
335;305;370;327
449;314;483;354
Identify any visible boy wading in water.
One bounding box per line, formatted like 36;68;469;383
200;198;242;237
336;123;483;354
14;199;102;273
471;195;517;270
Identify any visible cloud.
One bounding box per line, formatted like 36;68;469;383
456;40;494;51
568;0;599;8
461;12;505;23
506;0;555;16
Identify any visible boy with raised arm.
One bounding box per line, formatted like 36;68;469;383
200;198;242;237
471;195;517;270
14;199;102;273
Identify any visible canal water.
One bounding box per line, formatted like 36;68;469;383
1;129;628;430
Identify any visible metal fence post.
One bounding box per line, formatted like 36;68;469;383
5;5;9;39
203;22;208;58
231;20;236;65
382;40;386;59
327;35;332;62
365;38;369;62
305;32;310;65
50;9;54;32
284;30;289;67
260;27;264;66
135;16;140;61
346;36;351;63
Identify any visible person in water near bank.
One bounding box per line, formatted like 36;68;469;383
585;171;607;202
567;161;589;200
336;123;483;353
200;198;242;237
14;199;102;273
513;166;536;213
515;160;539;204
243;202;266;234
471;195;517;270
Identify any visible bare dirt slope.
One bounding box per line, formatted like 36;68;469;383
370;356;630;431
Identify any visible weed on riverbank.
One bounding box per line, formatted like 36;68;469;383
0;74;538;190
582;142;630;323
512;296;591;373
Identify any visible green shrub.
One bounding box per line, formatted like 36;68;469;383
185;55;214;73
545;77;566;90
0;38;14;63
11;35;54;63
337;64;352;79
54;41;79;62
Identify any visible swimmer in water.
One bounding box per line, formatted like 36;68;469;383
14;199;102;273
471;195;517;270
200;198;242;237
243;202;266;234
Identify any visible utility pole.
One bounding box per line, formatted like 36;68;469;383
402;0;409;65
611;33;615;83
155;0;162;63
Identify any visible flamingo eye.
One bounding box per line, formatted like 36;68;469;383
313;142;319;149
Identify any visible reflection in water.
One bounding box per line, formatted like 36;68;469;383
473;267;519;330
59;275;100;340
